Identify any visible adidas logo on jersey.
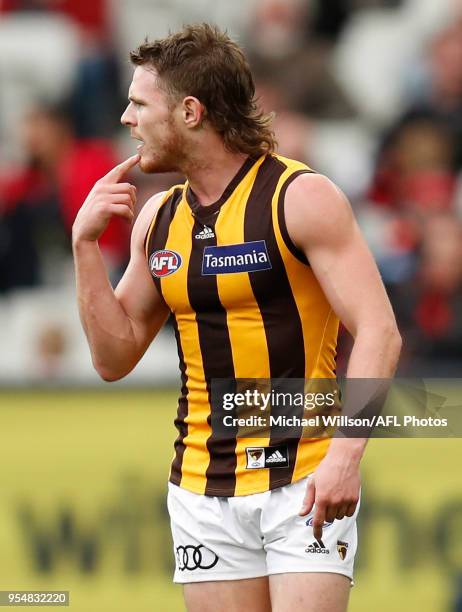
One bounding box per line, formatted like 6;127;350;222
195;226;215;240
305;539;330;554
265;450;286;463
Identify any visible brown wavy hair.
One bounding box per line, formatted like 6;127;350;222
130;23;276;157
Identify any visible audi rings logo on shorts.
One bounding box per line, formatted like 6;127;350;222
175;544;219;571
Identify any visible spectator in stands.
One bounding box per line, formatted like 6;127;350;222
369;113;456;210
401;16;462;167
363;113;458;287
0;103;130;292
0;0;108;34
392;214;462;373
253;77;313;164
245;0;355;118
0;0;124;138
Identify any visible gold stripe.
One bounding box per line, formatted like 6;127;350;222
271;156;338;379
214;155;272;495
271;156;338;481
162;195;211;494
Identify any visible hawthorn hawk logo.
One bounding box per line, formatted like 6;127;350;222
149;250;182;278
337;540;349;561
249;449;263;462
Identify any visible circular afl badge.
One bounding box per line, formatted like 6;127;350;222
149;249;182;278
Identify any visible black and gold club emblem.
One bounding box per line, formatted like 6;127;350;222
337;540;349;560
250;449;263;461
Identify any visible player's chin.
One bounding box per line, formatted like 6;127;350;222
140;153;175;174
138;154;158;174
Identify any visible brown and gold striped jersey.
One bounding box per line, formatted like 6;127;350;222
145;153;339;496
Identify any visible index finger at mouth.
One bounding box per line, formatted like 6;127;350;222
104;154;140;183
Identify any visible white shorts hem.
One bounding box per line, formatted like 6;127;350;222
173;570;268;584
267;565;353;580
174;566;354;585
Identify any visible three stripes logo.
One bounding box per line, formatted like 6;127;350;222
195;226;215;240
265;450;286;464
305;539;330;555
263;444;288;467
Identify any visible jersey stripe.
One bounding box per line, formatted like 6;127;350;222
161;194;212;493
146;188;183;293
214;154;272;495
271;162;337;481
187;214;238;496
169;316;189;485
244;155;305;489
146;188;189;484
276;169;314;265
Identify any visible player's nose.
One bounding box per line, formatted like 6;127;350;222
121;105;136;127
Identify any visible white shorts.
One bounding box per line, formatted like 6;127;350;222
167;475;360;584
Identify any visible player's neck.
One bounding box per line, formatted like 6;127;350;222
184;147;249;207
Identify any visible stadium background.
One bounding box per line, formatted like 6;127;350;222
1;0;462;610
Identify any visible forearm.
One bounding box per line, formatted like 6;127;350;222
345;322;402;378
328;323;402;461
73;238;140;380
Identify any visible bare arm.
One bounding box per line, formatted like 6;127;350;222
72;155;170;381
286;173;401;378
284;173;402;537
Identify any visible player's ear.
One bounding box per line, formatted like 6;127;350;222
182;96;205;128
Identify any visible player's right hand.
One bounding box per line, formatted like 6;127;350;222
72;154;140;243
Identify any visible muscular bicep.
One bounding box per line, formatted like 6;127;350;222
285;174;396;337
114;193;170;352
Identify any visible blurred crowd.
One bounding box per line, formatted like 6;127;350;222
1;0;462;377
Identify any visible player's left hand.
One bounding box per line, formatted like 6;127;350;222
298;453;360;541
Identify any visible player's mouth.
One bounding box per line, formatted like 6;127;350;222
132;134;145;151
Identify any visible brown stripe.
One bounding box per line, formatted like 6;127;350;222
186;215;238;496
277;170;314;265
244;155;306;489
145;187;187;485
146;188;183;293
169;316;189;486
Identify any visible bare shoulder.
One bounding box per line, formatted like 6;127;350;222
284;173;355;251
131;191;168;248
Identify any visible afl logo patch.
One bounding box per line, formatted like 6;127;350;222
149;250;182;278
